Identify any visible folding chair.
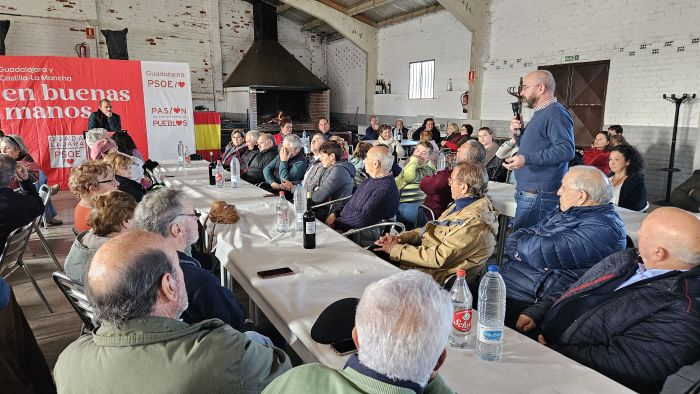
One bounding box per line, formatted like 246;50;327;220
342;220;405;249
311;195;352;219
0;222;52;312
52;272;96;334
32;185;62;271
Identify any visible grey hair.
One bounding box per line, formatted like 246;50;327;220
283;134;302;151
453;162;489;198
676;246;700;267
356;270;452;386
85;128;109;148
245;130;260;141
86;249;176;327
2;134;29;154
0;154;17;188
368;144;394;173
567;166;612;205
133;188;187;237
530;70;556;93
460;139;486;164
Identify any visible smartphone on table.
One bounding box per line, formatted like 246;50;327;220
257;267;294;279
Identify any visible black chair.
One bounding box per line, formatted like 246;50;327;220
52;271;97;334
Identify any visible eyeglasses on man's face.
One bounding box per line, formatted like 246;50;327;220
170;209;201;223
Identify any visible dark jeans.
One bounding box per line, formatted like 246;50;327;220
512;190;559;231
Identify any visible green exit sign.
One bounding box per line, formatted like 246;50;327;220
564;55;580;62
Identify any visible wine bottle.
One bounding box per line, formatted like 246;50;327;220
303;192;316;249
208;152;216;185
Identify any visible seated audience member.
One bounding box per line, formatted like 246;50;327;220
221;129;246;168
609;134;626;148
54;231;291;393
326;146;399;231
0;156;43;254
87;99;121;131
461;124;474;139
111;131;149;186
243;133;278;185
671;169;700;212
349;141;372;173
274;119;293;145
364;115;380;140
501;166;626;323
412;117;441;143
477;127;500;174
328;135;350;161
64;190;136;284
134;189;247;329
307;141;355;210
608;144;648;211
308;132;325;161
418;140;485;225
239;130;260;176
103;152;146;202
89;138;118;161
0;276;55;393
375;162;498;284
1;135;62;225
441;123;470;151
263;134;308;192
111;130;144;160
392;118;408;140
419;130;440;162
582;131;611;174
396;142;436;227
302;136;327;189
529;208;700;394
607;124;623;136
68;161;118;232
376;124;404;159
317;117;333;140
263;270;455;394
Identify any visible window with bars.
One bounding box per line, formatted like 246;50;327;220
408;60;434;99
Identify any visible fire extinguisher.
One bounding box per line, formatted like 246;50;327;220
75;42;89;58
461;91;469;113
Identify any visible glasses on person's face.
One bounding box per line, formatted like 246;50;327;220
97;176;116;184
170;209;201;223
448;177;460;186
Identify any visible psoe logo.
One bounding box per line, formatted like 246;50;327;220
151;106;188;114
48;135;86;168
146;79;187;88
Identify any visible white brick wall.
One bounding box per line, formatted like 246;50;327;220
326;38;366;114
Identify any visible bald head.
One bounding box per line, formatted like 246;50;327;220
638;207;700;269
525;70;556;93
86;231;187;326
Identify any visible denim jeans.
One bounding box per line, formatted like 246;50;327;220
397;202;427;230
512;190;559;231
35;171;57;219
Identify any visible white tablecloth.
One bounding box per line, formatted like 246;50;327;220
159;161;632;393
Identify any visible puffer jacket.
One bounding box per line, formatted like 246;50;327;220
303;161;327;191
538;249;700;394
244;146;278;185
310;161;356;204
501;203;626;303
64;231;111;285
390;197;499;284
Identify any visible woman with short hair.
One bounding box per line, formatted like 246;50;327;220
441;123;470;151
64;190;137;284
103;152;146;202
308;141;356;207
411;117;441;143
376;124;405;159
68;161;119;232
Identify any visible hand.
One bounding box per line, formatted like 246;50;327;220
429;349;447;382
15;163;29;181
280;180;294;191
279;146;291;161
537;334;547;345
102;108;112;117
440;141;446;146
375;234;400;245
325;213;336;227
516;314;536;332
503;155;525;171
373;235;400;253
510;116;523;134
271;182;280;190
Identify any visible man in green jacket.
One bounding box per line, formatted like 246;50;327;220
262;270;455;394
54;231;291;394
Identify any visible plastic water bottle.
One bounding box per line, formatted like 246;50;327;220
476;265;507;361
293;184;306;231
302;130;309;155
183;145;191;168
437;151;446;171
230;155;240;189
449;269;473;348
177;140;185;167
393;128;400;142
215;160;225;189
276;192;289;233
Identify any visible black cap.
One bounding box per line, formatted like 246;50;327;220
311;298;359;344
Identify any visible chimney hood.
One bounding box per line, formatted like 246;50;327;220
223;0;329;91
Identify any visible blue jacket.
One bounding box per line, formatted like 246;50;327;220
177;252;246;330
514;101;575;192
263;151;309;185
501;203;626;303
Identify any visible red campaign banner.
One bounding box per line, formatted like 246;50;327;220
0;56;147;187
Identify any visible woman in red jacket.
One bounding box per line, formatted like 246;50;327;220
582;131;611;174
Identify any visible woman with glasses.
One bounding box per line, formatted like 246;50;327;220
68;161;119;232
103;152;146;202
64;190;137;285
222;129;247;169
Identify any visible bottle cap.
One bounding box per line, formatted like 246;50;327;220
456;269;466;277
217;160;221;163
487;265;499;272
279;191;285;196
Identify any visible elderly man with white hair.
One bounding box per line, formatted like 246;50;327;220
262;270;455;394
501;165;626;327
263;134;308;192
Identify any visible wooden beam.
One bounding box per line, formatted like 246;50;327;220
376;4;443;28
316;0;377;26
277;3;291;13
301;18;324;31
346;0;392;16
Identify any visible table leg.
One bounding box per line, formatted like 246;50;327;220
496;214;509;268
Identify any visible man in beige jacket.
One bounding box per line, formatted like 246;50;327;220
375;162;498;285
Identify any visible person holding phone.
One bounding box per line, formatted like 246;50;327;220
88;99;122;132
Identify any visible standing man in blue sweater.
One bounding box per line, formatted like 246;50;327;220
504;70;575;230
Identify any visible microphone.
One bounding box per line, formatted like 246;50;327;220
511;102;523;136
